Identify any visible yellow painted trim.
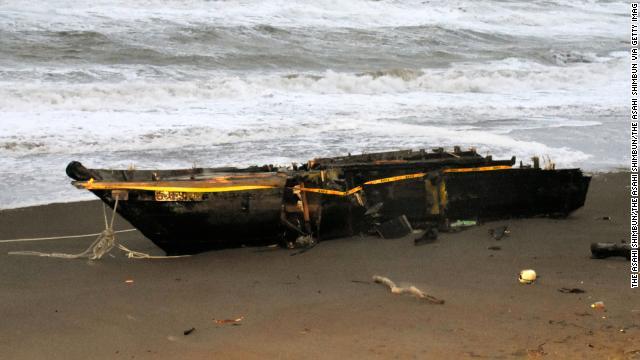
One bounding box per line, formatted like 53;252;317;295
363;172;426;185
79;181;278;193
77;164;511;196
443;165;512;173
298;172;427;197
296;187;351;196
298;165;510;197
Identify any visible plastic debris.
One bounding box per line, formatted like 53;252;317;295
590;301;605;310
289;236;318;256
291;235;316;248
124;279;134;284
518;269;537;284
488;225;510;240
449;220;477;228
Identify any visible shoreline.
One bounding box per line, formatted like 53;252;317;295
0;171;637;358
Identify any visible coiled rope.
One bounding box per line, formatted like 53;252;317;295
7;199;188;260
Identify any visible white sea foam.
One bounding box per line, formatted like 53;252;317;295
0;55;625;112
0;0;628;209
0;0;626;38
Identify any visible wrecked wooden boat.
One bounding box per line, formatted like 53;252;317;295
66;147;591;254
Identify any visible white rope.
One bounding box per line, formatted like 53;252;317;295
8;199;188;260
0;229;137;244
9;228;115;259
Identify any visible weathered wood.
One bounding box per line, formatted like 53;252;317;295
66;148;590;254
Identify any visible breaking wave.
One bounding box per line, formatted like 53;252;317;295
0;0;629;209
0;55;625;112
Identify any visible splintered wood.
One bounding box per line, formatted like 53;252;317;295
372;275;444;304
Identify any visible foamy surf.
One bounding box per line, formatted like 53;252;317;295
0;0;628;209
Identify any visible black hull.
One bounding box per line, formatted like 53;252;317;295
309;168;590;240
94;188;285;255
67;148;591;255
443;168;590;220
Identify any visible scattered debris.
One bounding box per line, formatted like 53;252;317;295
125;279;134;284
414;226;438;246
590;301;605;310
289;235;318;256
518;269;537;284
596;216;612;221
449;219;477;229
488;225;510;240
213;316;244;325
376;215;413;239
289;235;316;249
488;246;501;251
183;327;195;336
558;287;586;294
590;242;631;260
372;275;444;304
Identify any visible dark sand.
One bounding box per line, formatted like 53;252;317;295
0;172;637;359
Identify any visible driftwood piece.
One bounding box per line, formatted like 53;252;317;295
590;242;631;260
372;275;444;304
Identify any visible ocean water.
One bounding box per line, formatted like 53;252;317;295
0;0;629;209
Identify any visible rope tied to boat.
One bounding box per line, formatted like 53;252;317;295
8;199;188;260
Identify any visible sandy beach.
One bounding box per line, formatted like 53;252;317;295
0;171;637;359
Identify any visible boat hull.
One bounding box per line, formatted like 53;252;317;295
66;148;591;255
94;188;286;255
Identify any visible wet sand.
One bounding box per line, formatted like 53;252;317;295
0;172;637;359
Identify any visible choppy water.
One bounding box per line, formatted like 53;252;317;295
0;0;629;209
